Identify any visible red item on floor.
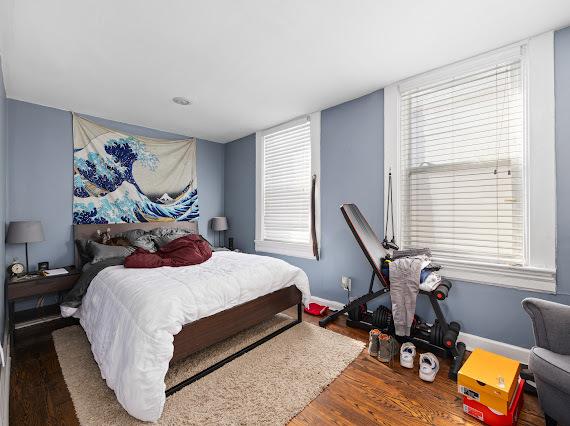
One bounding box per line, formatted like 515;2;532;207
462;378;525;426
304;303;329;316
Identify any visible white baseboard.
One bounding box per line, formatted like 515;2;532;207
310;296;345;311
458;332;530;364
0;322;11;426
310;295;530;364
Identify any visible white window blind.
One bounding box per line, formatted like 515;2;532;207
400;59;525;265
262;119;312;244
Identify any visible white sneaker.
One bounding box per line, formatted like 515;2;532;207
419;353;440;382
399;342;416;368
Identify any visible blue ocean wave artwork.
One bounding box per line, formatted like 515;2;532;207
73;132;199;224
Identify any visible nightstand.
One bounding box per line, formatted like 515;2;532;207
6;266;80;336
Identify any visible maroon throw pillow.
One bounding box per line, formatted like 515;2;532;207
124;234;212;268
158;234;212;267
123;248;173;268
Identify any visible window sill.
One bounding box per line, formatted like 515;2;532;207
433;257;556;293
254;240;317;260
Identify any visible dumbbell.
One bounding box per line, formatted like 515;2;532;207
428;321;444;346
371;305;393;329
443;321;461;349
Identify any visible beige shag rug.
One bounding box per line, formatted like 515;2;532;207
52;315;364;425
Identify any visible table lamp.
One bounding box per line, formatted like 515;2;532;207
6;220;45;272
211;217;228;247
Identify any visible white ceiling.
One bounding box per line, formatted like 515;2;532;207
1;1;570;143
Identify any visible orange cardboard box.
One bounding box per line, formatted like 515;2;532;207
458;348;521;414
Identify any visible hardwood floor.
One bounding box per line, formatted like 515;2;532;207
292;312;544;426
9;310;544;425
10;318;80;425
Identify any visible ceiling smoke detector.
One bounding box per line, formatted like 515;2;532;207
172;97;191;106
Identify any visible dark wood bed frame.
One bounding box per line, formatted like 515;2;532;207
73;222;303;396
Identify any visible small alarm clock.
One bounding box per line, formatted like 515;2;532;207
8;261;25;277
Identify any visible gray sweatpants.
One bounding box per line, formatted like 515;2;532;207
389;255;430;336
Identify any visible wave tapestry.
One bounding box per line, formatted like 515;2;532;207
72;114;198;224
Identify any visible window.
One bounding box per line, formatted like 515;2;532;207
385;32;556;292
255;113;320;258
402;60;524;265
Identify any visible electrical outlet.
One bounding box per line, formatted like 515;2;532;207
341;276;352;291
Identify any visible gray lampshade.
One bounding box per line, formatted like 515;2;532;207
211;216;228;231
6;221;45;244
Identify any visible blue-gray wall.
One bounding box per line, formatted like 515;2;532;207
224;134;256;253
6;100;225;309
225;89;384;304
224;27;570;348
0;57;7;335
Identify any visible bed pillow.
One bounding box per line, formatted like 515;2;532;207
76;239;93;265
150;227;195;248
115;229;147;245
87;241;136;264
132;234;158;252
113;228;158;251
124;234;212;268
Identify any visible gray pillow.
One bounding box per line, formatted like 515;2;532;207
132;234;158;252
115;229;147;245
87;241;135;264
76;239;93;265
150;227;194;248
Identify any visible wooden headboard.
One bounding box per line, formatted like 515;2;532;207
73;221;199;267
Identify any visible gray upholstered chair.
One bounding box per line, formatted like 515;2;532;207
522;298;570;426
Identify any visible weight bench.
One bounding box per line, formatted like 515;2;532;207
319;203;466;380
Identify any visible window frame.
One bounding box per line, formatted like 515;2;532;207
384;31;556;293
255;112;321;259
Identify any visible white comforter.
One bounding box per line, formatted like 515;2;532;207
77;251;311;421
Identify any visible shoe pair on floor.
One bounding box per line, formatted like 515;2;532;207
400;342;440;382
368;329;399;364
368;331;440;382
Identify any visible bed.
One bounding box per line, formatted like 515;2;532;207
71;222;311;421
